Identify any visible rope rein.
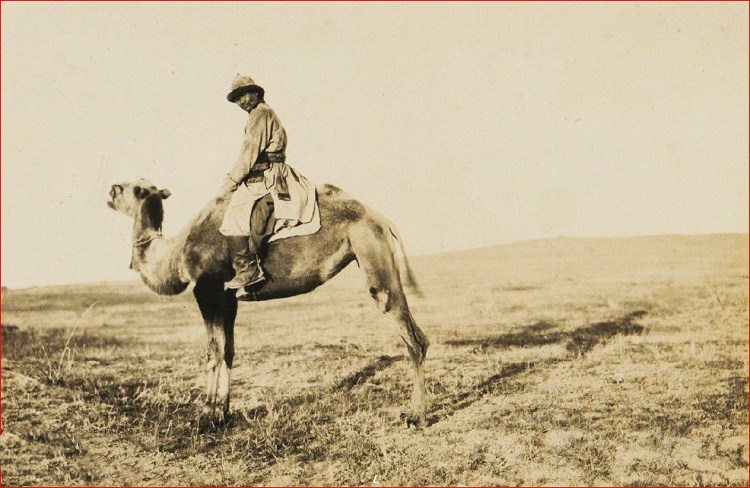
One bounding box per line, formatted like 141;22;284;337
129;230;162;270
132;231;162;248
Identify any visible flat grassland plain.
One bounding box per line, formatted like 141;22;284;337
1;234;747;486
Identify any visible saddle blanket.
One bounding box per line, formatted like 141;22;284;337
269;198;321;242
220;163;321;240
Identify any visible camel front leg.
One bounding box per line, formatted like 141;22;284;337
216;360;231;415
195;280;237;423
203;325;226;419
219;288;237;416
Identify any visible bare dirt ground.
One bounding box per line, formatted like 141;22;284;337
1;234;747;486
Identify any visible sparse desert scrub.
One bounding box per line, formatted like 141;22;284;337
1;235;747;485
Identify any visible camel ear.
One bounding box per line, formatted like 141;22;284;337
158;188;171;199
133;185;151;199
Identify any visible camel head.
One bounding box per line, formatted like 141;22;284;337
107;179;172;218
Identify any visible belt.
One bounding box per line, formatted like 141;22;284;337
264;151;286;163
256;151;286;165
244;152;286;184
248;162;271;174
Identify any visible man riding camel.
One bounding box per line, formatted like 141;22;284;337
219;74;316;291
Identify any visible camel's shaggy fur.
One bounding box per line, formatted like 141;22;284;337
108;179;429;426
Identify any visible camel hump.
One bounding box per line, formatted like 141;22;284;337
317;184;348;199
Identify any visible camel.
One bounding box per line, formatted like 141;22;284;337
107;179;429;427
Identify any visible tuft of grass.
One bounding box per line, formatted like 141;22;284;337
37;302;97;385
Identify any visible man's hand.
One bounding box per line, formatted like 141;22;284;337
219;176;238;195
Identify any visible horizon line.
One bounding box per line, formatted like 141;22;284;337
2;231;747;291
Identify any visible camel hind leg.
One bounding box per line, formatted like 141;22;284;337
389;291;429;427
350;222;429;427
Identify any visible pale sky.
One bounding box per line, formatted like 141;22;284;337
2;2;748;288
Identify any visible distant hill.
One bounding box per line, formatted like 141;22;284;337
411;233;748;286
417;233;747;261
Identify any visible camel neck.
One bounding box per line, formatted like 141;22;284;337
129;231;190;295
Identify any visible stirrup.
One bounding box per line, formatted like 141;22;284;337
225;271;263;290
226;266;265;290
235;274;266;300
242;273;266;289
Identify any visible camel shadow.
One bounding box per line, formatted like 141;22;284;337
242;353;405;425
444;310;646;354
334;354;404;390
429;310;646;425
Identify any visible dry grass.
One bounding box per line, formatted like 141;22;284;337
1;234;747;485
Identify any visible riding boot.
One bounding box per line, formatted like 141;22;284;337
239;194;275;291
225;236;265;289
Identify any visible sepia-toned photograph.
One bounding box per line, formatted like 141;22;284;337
1;2;747;485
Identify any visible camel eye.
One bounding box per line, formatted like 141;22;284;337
133;185;151;198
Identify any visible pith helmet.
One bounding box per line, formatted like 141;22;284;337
227;74;264;102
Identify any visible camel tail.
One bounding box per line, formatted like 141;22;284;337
387;225;424;298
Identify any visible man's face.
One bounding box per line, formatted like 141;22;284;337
236;92;261;112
